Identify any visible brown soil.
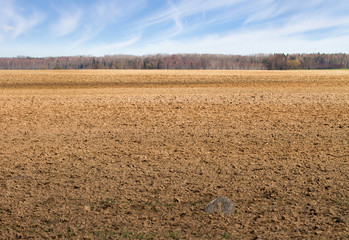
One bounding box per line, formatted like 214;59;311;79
0;70;348;239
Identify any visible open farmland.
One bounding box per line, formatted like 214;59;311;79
0;70;348;239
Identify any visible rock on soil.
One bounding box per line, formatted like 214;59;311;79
205;196;235;215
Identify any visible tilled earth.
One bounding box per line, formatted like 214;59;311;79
0;70;348;239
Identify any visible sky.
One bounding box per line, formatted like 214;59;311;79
1;0;349;57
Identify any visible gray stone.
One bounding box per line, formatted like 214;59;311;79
204;196;235;215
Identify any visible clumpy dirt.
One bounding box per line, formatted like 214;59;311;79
0;70;348;239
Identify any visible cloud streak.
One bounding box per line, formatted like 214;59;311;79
0;0;43;38
51;10;82;37
86;35;142;56
1;0;349;57
1;25;15;32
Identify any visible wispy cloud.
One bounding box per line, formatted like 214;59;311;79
120;0;349;55
136;0;349;43
66;0;146;45
125;28;349;55
50;9;82;37
132;0;248;44
140;0;244;30
0;0;43;38
1;0;349;57
1;25;15;32
85;35;141;56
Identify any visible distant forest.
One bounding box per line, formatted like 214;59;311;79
0;53;348;70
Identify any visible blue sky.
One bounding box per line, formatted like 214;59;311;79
1;0;349;57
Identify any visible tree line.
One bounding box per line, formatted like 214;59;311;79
0;53;348;70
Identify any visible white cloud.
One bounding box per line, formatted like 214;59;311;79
12;11;43;37
140;0;242;29
0;1;43;39
244;1;283;24
1;25;15;32
1;0;349;57
133;0;248;44
64;0;146;45
85;35;141;56
120;19;349;56
51;10;82;37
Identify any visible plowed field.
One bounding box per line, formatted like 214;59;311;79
0;70;348;239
